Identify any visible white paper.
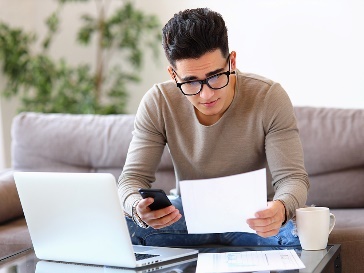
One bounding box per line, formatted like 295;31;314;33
196;249;305;273
179;169;267;234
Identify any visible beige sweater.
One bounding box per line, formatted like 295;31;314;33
118;70;309;221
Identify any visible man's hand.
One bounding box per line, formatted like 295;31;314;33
136;198;182;229
246;200;286;238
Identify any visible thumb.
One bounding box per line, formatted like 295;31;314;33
138;197;154;210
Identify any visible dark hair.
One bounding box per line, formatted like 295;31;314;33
162;8;229;67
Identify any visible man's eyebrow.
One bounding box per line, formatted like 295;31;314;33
181;68;225;82
206;68;225;78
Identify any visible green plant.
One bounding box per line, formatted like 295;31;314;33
0;0;161;114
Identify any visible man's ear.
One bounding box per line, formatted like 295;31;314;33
230;51;237;71
167;66;175;80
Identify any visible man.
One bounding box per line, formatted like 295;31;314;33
118;8;309;247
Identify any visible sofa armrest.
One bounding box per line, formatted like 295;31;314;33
0;169;24;224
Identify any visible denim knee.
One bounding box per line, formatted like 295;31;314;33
275;220;300;246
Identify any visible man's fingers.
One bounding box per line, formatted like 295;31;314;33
247;214;283;238
251;219;281;237
136;198;182;229
247;215;278;227
153;211;182;229
150;210;182;229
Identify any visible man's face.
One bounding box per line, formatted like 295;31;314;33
168;49;236;126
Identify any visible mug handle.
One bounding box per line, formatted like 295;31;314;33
329;213;336;234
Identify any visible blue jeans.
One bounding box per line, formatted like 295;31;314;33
126;196;300;247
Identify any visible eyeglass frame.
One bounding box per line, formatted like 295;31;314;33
171;54;236;96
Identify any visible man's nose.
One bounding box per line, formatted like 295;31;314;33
199;84;215;99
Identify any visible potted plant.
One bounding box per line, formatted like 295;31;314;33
0;0;161;114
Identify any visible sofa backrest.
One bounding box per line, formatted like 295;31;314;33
11;112;175;193
294;107;364;208
11;107;364;209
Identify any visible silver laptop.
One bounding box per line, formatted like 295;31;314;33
36;255;197;273
14;172;198;268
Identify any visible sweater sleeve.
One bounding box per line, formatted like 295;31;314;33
262;83;310;221
118;86;167;217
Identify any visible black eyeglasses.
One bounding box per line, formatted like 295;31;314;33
172;55;236;96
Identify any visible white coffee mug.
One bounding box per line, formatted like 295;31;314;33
296;207;335;250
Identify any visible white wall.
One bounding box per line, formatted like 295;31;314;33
1;0;364;168
139;0;364;109
26;0;364;112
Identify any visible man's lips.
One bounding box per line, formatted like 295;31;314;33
200;98;219;107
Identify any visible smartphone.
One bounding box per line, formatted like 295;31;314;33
138;188;172;210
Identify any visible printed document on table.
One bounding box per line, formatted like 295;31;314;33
196;249;305;273
179;168;267;234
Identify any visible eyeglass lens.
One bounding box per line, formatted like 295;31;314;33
181;73;229;95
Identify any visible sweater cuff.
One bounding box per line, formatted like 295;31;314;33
121;192;142;217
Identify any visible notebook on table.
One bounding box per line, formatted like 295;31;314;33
14;172;198;268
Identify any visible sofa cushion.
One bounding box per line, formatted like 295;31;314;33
11;112;175;193
329;208;364;273
294;107;364;175
0;170;23;224
305;168;364;208
11;112;174;174
12;112;136;172
0;217;31;245
294;107;364;208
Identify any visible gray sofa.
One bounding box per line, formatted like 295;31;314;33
0;107;363;273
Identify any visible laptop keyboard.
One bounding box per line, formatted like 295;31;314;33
134;253;160;261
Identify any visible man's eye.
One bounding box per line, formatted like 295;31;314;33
209;74;221;83
185;81;200;87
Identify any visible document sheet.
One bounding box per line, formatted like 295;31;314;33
179;169;267;233
196;249;305;273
